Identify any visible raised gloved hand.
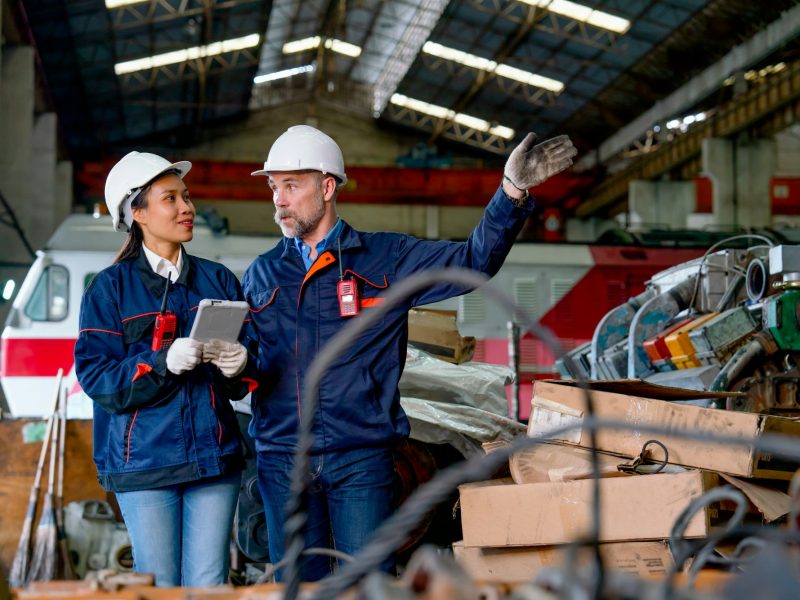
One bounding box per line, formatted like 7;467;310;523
166;337;203;375
203;339;247;378
503;133;577;195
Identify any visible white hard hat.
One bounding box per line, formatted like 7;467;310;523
251;125;347;186
104;151;192;232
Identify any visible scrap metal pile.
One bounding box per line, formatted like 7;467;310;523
558;239;800;414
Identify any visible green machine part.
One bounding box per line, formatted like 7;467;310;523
764;290;800;351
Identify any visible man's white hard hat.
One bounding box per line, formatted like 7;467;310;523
104;151;192;232
251;125;347;186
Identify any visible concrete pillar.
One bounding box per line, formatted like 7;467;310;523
31;113;58;248
0;46;35;262
735;137;775;229
55;161;74;226
628;179;695;230
701;137;736;227
425;205;439;239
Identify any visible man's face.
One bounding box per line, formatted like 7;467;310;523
269;171;328;239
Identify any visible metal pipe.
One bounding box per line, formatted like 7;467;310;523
626;276;697;378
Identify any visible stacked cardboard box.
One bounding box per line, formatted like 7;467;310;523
408;308;476;364
455;379;796;584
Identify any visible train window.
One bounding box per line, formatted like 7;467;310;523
24;264;69;322
458;291;485;324
513;278;540;323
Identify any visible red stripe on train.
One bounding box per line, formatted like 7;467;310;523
0;338;77;377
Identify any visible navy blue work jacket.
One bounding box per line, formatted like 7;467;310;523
242;186;533;454
75;250;256;492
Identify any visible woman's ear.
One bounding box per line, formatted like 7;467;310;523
132;205;147;226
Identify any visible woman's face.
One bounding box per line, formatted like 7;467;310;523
132;173;195;245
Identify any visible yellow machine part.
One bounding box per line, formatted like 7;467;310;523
664;313;719;369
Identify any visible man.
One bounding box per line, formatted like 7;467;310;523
243;124;576;580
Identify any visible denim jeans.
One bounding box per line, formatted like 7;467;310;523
257;446;396;582
115;472;241;587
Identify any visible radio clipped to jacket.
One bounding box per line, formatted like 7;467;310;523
336;238;360;317
152;276;177;350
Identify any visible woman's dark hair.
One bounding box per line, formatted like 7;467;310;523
113;169;181;264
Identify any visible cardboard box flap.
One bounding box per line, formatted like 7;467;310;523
542;378;742;401
719;474;792;522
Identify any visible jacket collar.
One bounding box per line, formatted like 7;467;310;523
132;245;192;298
278;219;362;260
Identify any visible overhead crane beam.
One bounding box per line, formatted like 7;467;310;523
577;59;800;218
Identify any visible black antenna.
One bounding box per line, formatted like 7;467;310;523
337;237;344;280
159;275;172;314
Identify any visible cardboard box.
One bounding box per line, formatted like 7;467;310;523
458;471;716;548
528;379;800;479
408;308;475;364
452;540;673;584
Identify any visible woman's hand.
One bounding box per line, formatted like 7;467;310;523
166;338;204;374
203;340;248;378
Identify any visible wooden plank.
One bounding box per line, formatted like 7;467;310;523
0;419;104;574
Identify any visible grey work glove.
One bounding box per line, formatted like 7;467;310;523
203;339;247;378
166;337;203;375
503;133;578;193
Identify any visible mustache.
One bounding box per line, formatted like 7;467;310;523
275;209;295;219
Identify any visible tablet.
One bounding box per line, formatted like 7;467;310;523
189;299;249;343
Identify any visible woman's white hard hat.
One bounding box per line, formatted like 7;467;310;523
105;151;192;232
251;125;347;186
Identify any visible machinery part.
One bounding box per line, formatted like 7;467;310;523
764;290;800;351
234;412;268;562
626;275;697;378
746;258;769;301
710;333;777;395
689;306;759;366
590;288;656;379
63;501;132;578
643;317;693;372
664;313;718;369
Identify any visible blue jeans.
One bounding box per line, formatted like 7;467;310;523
257;446;396;582
115;473;241;587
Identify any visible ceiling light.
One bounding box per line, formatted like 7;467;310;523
105;0;147;8
282;36;362;57
254;64;315;84
518;0;630;34
114;33;261;75
390;93;514;139
423;41;564;93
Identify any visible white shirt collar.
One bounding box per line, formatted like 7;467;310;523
142;244;183;281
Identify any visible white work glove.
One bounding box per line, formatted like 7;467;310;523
503;133;578;195
202;339;247;378
166;338;203;375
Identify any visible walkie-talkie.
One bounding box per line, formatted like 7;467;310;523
336;238;360;317
151;275;177;350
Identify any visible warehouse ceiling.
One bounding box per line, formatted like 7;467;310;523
12;0;800;211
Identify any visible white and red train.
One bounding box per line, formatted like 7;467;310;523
0;213;704;419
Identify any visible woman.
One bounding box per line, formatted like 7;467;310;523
74;151;257;587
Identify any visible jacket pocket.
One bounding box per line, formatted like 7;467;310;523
248;287;279;313
121;312;157;345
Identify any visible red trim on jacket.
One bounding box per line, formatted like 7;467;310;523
121;311;160;323
126;409;139;463
132;363;153;382
79;328;123;336
249;288;279;313
342;270;389;288
209;386;222;443
241;377;259;393
360;298;385;308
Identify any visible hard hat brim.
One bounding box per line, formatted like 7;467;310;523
250;169;269;177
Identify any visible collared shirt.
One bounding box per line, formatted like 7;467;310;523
293;218;343;271
142;243;183;282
